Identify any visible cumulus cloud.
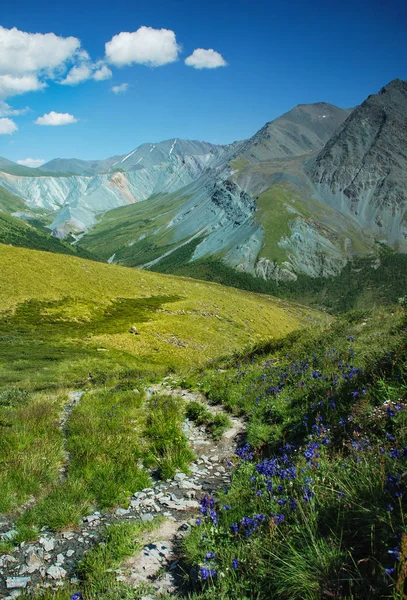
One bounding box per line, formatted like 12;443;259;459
0;101;29;117
93;64;112;81
0;74;46;99
0;26;80;77
185;48;227;69
17;158;45;168
111;83;129;94
105;26;180;67
60;65;92;86
0;25;111;97
0;117;18;134
60;61;112;85
35;111;78;126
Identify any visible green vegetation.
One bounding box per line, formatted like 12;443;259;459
0;244;313;534
78;191;192;266
166;247;407;315
0;212;97;259
186;401;232;439
144;394;195;478
0;186;28;213
181;306;407;598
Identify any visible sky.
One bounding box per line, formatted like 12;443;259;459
0;0;406;165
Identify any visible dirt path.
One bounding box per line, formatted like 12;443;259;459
0;383;244;598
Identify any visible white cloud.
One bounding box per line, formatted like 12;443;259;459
17;158;45;168
185;48;227;69
35;111;78;126
0;117;18;134
0;74;46;99
60;61;112;85
93;64;112;81
0;26;110;97
105;26;180;67
0;26;80;77
60;65;92;86
111;83;129;94
0;101;29;117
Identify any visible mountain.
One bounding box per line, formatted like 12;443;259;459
308;79;407;247
0;139;240;236
235;102;352;163
2;82;406;287
76;102;354;277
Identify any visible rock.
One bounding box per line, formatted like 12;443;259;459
1;530;17;541
84;514;100;523
56;553;65;564
0;555;17;567
6;577;30;589
62;531;75;540
66;549;75;558
174;473;187;482
129;326;139;335
39;537;55;552
116;507;130;517
26;550;44;573
178;480;201;490
47;565;67;580
140;513;154;523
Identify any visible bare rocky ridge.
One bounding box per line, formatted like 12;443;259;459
308;79;407;248
237;103;353;162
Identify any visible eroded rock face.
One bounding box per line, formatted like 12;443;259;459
255;257;297;282
308;79;407;248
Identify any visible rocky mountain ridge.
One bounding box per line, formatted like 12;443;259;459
1;79;406;281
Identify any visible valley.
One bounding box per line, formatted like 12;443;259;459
1;77;407;600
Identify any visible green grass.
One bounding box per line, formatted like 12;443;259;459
0;245;317;533
144;394;195;478
181;305;407;598
78;191;192;265
168;245;407;315
186;401;232;440
254;183;297;264
0;211;97;259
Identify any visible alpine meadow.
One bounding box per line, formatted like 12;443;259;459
0;3;407;599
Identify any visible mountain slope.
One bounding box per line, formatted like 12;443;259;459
0;244;323;370
0;211;96;259
308;79;407;247
0;140;240;236
234;103;352;164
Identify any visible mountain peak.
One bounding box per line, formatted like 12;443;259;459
378;78;407;96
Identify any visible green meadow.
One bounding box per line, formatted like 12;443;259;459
0;244;318;535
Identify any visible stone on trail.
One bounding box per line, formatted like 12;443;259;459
46;565;67;580
6;577;31;589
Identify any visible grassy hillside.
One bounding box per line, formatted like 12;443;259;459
163;247;407;314
0;244;323;541
0;212;97;260
0;244;321;371
183;305;407;599
78;191;193;266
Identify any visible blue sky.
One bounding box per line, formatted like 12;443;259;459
0;0;406;164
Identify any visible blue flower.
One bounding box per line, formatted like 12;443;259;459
199;567;216;580
232;558;239;569
196;518;202;525
71;595;83;600
385;567;395;576
230;522;238;534
205;551;216;560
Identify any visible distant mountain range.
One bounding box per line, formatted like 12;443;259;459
0;79;406;282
